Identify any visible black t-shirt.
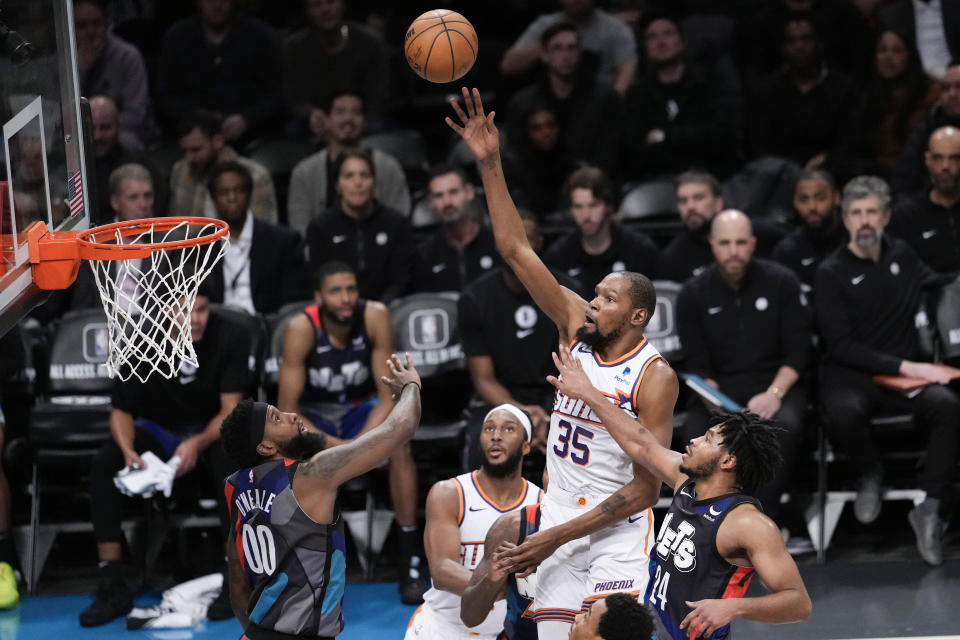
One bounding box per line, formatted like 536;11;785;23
658;228;713;284
772;222;846;293
458;269;580;404
542;225;658;294
677;259;812;382
111;313;250;432
890;192;960;274
412;226;501;293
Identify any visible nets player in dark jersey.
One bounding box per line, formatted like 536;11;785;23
277;260;423;602
545;344;811;639
220;352;421;640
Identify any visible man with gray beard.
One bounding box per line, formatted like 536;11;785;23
890;126;960;273
814;175;960;566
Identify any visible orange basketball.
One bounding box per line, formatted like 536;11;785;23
404;9;478;83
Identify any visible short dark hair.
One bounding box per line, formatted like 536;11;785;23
597;592;655;640
676;169;721;197
638;10;681;39
325;90;366;113
783;11;821;42
313;260;355;293
207;160;253;197
220;399;265;470
196;273;218;302
540;20;579;47
427;163;471;188
333;146;375;181
712;411;784;494
616;272;656;328
794;168;836;191
563;167;616;207
175;111;221;140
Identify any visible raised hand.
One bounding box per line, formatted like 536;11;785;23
546;344;596;402
445;87;500;163
381;352;421;399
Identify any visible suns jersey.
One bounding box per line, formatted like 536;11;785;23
421;471;543;635
547;337;663;496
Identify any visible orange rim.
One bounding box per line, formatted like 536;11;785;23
75;216;229;260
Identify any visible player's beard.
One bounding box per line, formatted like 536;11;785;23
679;453;720;480
575;321;625;352
282;431;327;460
480;446;524;478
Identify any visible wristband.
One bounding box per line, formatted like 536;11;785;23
767;385;785;400
401;381;422;395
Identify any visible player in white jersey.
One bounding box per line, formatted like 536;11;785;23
447;88;679;640
405;405;543;640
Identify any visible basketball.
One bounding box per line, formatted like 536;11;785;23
404;10;478;83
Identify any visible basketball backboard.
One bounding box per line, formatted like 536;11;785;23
0;0;90;336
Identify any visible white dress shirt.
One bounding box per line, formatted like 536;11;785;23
222;210;255;314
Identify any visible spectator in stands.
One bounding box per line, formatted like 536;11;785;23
506;22;621;175
89;96;145;225
890;126;960;274
876;0;960;79
501;104;581;217
857;29;941;179
79;279;250;626
500;0;637;95
281;0;390;136
773;169;845;294
156;0;282;144
459;211;580;472
204;162;305;314
621;13;739;180
287;91;410;236
658;170;724;283
276;261;425;603
893;61;960;196
543;167;658;293
302;147;415;305
168;113;278;222
677;210;810;520
412;165;500;293
747;13;861;171
815;175;960;566
74;0;155;149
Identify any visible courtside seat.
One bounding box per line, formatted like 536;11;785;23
209;304;267;399
261;300;312;404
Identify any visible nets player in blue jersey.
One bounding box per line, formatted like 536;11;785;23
219;353;421;640
545;345;811;639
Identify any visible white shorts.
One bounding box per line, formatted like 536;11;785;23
531;486;654;624
403;604;499;640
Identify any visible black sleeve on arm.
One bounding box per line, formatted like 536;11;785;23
219;319;253;394
676;282;714;378
814;266;903;374
379;217;415;305
457;290;488;357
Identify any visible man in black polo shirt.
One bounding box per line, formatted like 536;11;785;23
677;210;811;519
458;211;581;475
815;175;960;566
890;126;960;274
543;167;658;293
658;170;724;283
413;165;500;293
80;280;251;626
773;169;846;295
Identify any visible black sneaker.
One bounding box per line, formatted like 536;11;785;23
398;555;428;605
79;577;134;627
908;499;944;567
207;579;234;620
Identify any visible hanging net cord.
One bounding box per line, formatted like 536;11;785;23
87;219;228;382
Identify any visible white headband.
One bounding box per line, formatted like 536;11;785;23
483;404;533;441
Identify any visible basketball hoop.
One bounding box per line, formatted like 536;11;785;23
27;217;230;382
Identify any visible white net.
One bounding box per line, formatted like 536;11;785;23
86;219;229;382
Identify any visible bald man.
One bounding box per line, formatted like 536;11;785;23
890;125;960;273
90;95;147;224
676;210;811;521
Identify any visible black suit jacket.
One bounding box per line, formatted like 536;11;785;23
877;1;960;64
209;218;306;314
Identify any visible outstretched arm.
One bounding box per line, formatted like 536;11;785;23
548;344;685;490
446;87;585;341
293;354;421;522
680;506;811;638
424;480;473;595
461;511;521;628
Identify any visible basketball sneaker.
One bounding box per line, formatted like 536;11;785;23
0;563;18;609
79;563;133;627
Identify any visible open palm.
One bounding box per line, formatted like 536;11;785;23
445;87;500;162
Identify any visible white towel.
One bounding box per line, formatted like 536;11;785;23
113;452;181;498
126;573;224;629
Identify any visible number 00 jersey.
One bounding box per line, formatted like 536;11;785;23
548;337;663;496
421;471;542;635
645;480;761;640
225;459;346;640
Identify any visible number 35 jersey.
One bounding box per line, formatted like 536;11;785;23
225;459;346;640
548;337;663;496
645;480;761;640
